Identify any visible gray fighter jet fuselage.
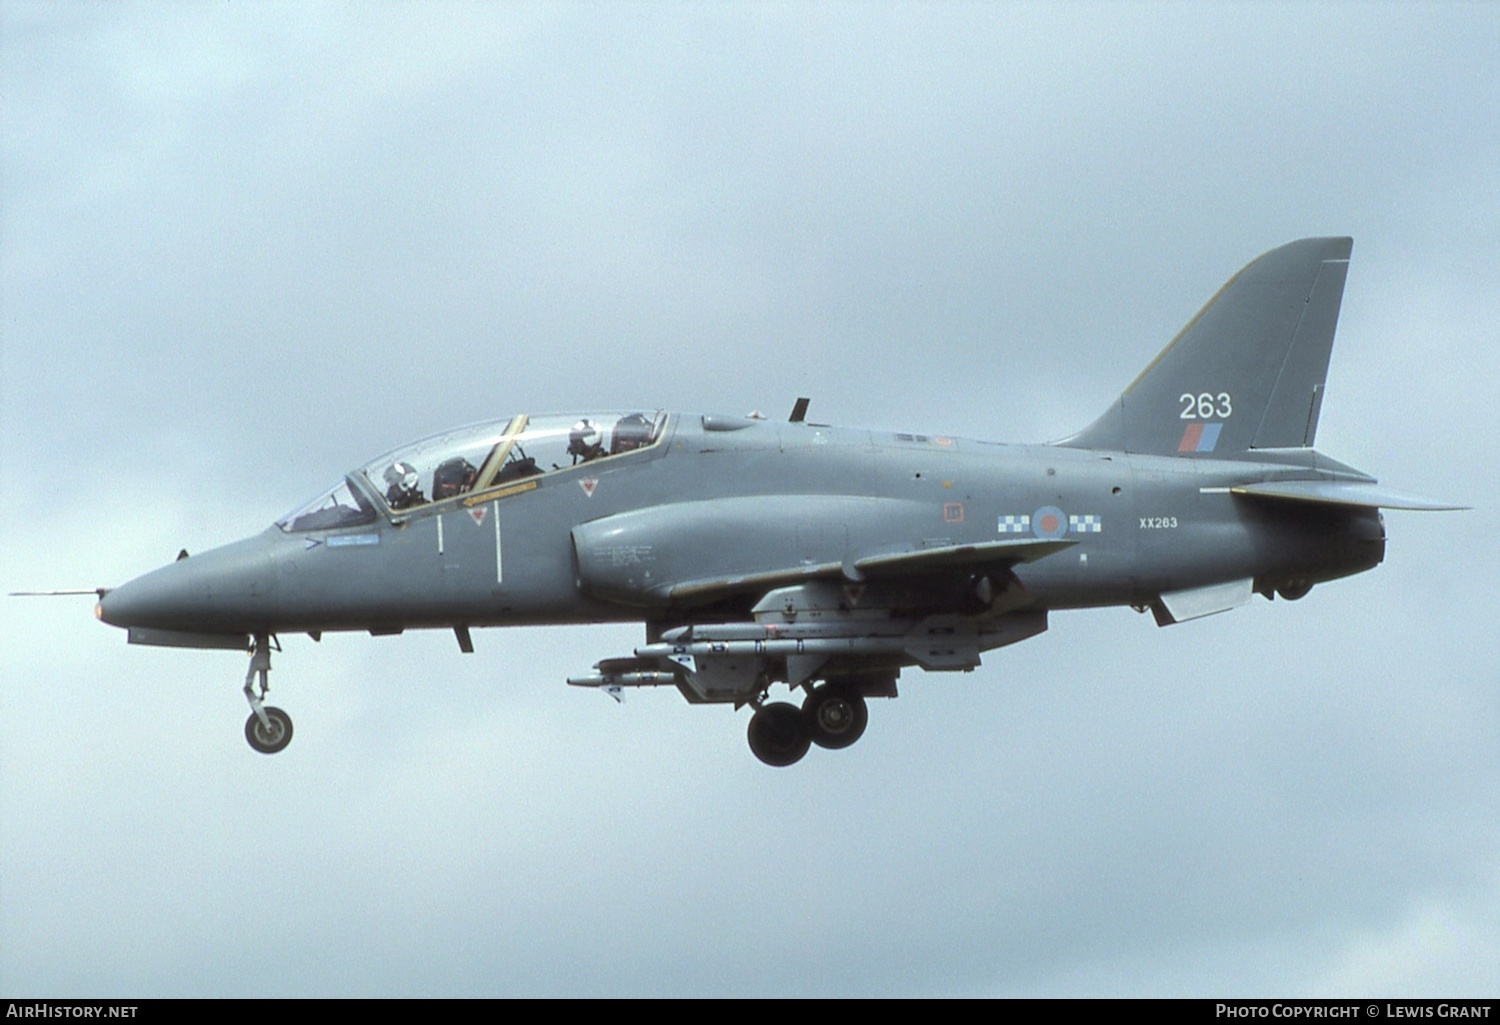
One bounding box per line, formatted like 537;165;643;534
92;238;1460;765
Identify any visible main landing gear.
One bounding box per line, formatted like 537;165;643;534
746;683;870;767
803;683;869;750
242;634;293;754
746;702;810;767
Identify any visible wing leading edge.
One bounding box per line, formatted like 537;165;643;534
667;536;1074;602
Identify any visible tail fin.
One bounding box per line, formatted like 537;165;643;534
1059;237;1352;456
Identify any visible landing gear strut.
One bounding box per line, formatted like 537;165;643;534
242;634;293;754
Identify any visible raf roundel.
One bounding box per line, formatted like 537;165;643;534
1032;505;1068;540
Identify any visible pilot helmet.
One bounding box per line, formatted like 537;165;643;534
383;461;419;490
568;419;603;460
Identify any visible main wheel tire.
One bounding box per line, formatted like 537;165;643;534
245;706;294;754
747;702;811;767
803;684;869;750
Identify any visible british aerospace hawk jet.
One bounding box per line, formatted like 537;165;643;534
88;237;1461;766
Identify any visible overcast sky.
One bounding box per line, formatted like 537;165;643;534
3;1;1498;997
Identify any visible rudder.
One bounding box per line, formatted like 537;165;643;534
1059;237;1352;455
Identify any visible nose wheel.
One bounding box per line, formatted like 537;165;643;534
242;634;293;754
245;706;294;754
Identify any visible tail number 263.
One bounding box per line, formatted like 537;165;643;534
1180;392;1232;419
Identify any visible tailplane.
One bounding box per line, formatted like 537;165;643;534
1060;237;1352;456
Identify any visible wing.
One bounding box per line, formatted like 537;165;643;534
572;495;1075;608
570;498;1071;703
845;536;1075;578
666;536;1074;603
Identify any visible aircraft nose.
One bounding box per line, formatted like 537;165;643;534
96;559;202;629
96;533;280;633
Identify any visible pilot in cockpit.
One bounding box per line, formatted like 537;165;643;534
431;456;478;500
383;461;425;510
611;412;654;454
568;419;606;464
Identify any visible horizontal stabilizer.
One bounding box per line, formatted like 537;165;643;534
1230;481;1467;511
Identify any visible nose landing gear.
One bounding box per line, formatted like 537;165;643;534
242;634;293;754
245;705;293;754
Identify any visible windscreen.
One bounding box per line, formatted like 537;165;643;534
276;477;377;533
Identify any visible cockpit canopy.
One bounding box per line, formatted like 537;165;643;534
277;411;666;533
